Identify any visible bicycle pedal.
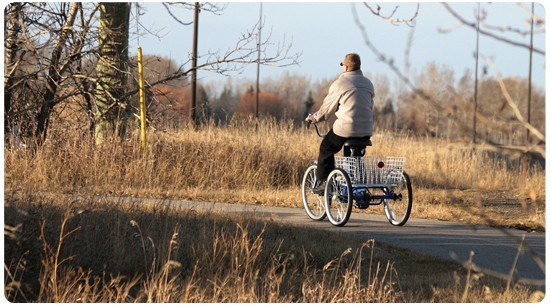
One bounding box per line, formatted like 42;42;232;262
354;202;370;209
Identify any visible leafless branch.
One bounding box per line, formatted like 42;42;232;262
160;2;227;26
188;20;301;76
450;251;544;287
517;2;545;30
403;19;416;76
363;2;419;26
352;4;419;95
161;2;193;26
490;63;545;147
353;3;545;158
441;3;545;55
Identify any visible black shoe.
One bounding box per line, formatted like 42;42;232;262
312;181;326;195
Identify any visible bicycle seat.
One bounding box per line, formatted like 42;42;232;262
343;138;372;147
343;137;372;157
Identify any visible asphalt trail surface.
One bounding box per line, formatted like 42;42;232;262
91;196;545;287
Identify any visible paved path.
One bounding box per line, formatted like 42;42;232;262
93;196;546;287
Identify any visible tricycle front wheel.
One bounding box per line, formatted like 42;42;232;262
302;165;326;221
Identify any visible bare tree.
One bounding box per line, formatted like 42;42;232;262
352;2;545;158
4;2;301;146
3;2;100;145
122;3;302;129
35;3;80;143
4;3;23;143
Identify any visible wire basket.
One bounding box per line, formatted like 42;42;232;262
335;156;406;187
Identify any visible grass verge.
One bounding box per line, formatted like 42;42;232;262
4;119;545;231
4;190;543;302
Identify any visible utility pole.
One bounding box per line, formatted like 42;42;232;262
526;2;534;143
523;2;535;174
255;3;263;119
472;2;480;144
191;2;200;127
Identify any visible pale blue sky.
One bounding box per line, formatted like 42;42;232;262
130;2;546;89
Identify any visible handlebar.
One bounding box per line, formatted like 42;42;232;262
306;120;325;138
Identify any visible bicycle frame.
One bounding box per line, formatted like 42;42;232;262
340;184;402;209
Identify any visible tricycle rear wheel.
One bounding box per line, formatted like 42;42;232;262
325;168;353;227
384;171;413;226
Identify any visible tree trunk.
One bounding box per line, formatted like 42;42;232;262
94;2;130;145
34;2;79;144
4;3;23;143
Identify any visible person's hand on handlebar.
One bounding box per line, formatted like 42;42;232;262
305;113;325;137
305;113;316;123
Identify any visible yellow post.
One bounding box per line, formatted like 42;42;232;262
137;46;147;149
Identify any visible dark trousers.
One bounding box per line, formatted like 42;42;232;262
316;129;370;182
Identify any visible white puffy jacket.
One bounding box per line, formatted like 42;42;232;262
312;70;375;137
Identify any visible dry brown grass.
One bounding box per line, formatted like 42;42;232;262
3;119;545;302
4;191;542;302
4;191;402;302
5;118;545;230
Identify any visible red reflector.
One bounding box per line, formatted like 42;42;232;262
377;161;385;168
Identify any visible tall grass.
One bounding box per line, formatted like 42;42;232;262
4;116;544;302
6;119;308;197
5;191;541;302
5;118;544;229
4;192;403;302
